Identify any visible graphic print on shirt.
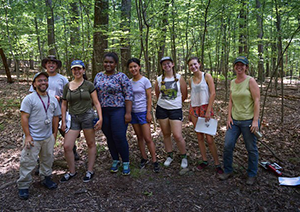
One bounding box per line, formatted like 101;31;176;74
161;80;178;100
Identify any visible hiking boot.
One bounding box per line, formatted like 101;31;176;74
218;172;233;180
181;158;188;169
153;162;160;173
246;176;256;185
42;176;57;189
122;162;130;176
83;171;94;182
197;162;208;170
60;172;77;182
216;167;224;174
140;158;149;169
110;160;120;173
18;189;29;200
163;157;173;167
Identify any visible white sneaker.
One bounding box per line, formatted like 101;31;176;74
164;157;173;167
181;158;188;169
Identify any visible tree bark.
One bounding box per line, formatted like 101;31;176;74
256;0;264;82
92;0;109;81
238;1;247;54
45;0;56;56
0;48;13;83
120;0;131;76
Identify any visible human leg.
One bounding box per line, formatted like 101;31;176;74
223;120;241;174
83;128;96;172
240;119;259;177
141;123;157;163
132;124;147;160
63;130;79;174
158;118;172;152
169;120;186;155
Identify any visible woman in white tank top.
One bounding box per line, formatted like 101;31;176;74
188;57;223;174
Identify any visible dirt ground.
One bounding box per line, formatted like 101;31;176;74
0;73;299;212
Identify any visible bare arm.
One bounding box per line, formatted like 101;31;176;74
249;77;260;132
227;94;233;129
146;88;152;123
61;99;68;132
205;73;216;121
21;111;34;149
91;91;103;130
180;76;187;102
52;116;59;140
124;100;132;123
154;80;160;100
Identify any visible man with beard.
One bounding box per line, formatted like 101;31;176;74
18;72;61;200
30;56;80;175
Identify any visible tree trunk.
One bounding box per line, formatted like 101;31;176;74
45;0;56;56
120;0;131;76
238;1;247;54
69;2;80;68
92;0;109;81
0;48;13;83
256;0;264;82
200;0;211;70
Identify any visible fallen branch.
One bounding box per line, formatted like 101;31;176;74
259;140;283;162
0;181;15;190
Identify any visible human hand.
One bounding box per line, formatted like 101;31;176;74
94;119;103;131
226;117;233;129
125;113;132;124
250;120;259;133
146;112;152;123
204;111;211;122
24;136;34;149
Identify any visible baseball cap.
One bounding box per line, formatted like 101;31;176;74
71;60;85;69
234;56;249;65
160;56;173;64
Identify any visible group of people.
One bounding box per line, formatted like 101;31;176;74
17;54;260;200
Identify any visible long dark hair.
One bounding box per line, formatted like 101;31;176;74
161;58;178;85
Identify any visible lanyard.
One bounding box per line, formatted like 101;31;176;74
36;92;50;116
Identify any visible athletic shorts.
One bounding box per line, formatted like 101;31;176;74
131;111;148;125
155;105;183;121
189;104;214;118
70;109;94;130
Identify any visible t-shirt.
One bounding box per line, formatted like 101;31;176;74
29;73;68;99
157;73;182;110
131;76;151;113
62;80;95;115
94;72;133;108
230;76;254;120
190;72;210;107
20;92;61;141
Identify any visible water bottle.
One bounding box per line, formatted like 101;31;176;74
93;110;99;126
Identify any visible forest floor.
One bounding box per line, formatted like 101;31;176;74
0;71;299;212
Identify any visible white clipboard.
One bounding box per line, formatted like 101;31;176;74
195;117;218;136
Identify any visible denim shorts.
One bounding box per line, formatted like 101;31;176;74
131;111;147;125
70;109;94;130
155;105;183;121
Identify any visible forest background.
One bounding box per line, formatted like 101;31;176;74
0;0;299;211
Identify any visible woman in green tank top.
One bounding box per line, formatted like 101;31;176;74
218;56;260;186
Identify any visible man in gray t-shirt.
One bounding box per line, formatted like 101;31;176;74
18;72;61;200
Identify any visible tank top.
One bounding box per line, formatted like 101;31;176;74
231;76;254;120
190;72;210;107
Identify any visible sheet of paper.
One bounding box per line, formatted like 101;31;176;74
195;117;218;136
278;177;300;186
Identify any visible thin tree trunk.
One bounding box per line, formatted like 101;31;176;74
0;48;13;83
200;0;211;70
45;0;56;55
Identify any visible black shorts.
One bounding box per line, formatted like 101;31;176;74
155;105;183;121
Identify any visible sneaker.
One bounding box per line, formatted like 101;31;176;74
110;160;121;173
122;162;130;176
216;167;224;174
42;176;57;189
153;162;160;173
18;189;29;200
246;176;256;185
218;172;233;180
60;172;77;182
181;158;188;169
163;157;173;167
83;171;94;182
140;158;149;169
197;162;208;170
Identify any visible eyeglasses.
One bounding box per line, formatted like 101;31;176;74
37;79;48;82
